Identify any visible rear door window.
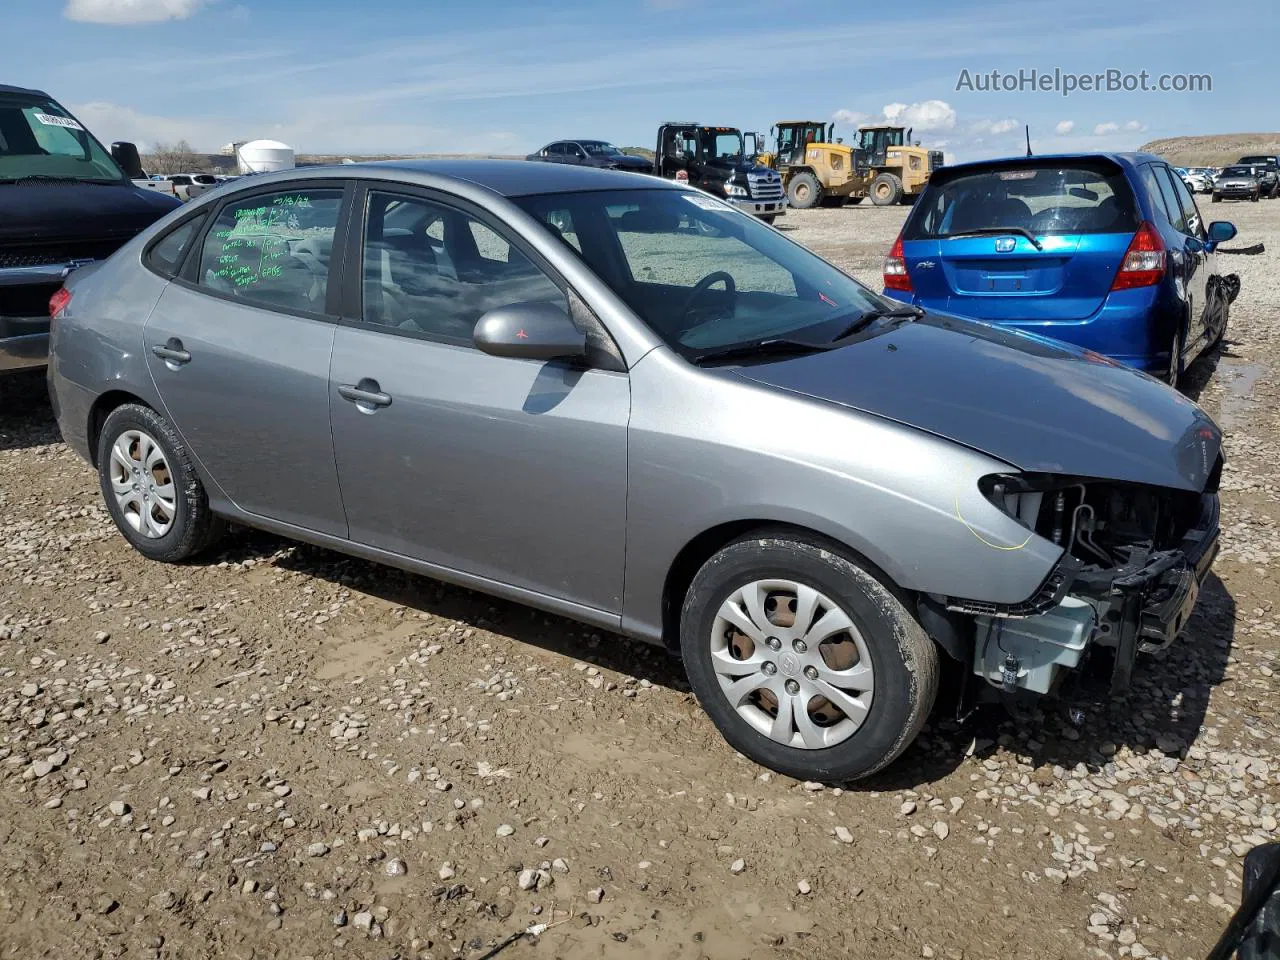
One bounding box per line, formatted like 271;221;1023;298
198;188;344;315
1152;166;1188;233
906;163;1139;238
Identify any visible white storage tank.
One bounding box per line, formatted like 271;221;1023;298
236;139;295;175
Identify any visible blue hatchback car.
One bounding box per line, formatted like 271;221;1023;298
882;153;1238;385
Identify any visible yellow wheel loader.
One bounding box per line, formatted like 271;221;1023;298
855;125;945;206
759;121;945;208
758;121;863;209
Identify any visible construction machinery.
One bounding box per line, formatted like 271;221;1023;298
855;124;945;205
756;120;863;209
758;121;945;207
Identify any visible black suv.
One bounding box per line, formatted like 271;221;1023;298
1238;155;1280;198
1;84;181;374
526;140;652;174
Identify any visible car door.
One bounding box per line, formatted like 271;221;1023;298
1154;164;1211;349
142;181;352;537
328;185;630;614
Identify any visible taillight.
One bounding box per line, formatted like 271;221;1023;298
49;287;72;319
1110;221;1166;290
883;233;912;292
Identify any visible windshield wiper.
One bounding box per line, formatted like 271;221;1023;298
828;303;924;341
945;226;1043;250
691;337;832;367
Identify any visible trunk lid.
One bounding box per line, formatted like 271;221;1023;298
901;158;1140;323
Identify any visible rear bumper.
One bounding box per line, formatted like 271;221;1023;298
727;197;786;217
885;284;1177;374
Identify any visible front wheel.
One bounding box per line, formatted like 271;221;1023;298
759;214;778;225
97;403;225;562
1212;193;1221;203
786;171;822;209
870;173;903;206
680;534;939;782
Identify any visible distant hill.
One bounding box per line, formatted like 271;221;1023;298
1140;133;1280;167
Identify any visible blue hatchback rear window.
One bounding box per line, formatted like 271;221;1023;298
905;162;1139;239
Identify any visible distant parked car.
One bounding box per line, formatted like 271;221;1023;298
1237;155;1280;198
1181;169;1212;193
526;140;653;174
48;160;1223;783
1213;164;1263;203
163;173;221;201
882;152;1238;385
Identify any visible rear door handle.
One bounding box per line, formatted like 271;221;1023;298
152;338;191;365
338;380;393;409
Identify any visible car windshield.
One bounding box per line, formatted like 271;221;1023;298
1222;166;1253;176
581;141;622;156
0;91;125;182
904;162;1139;239
513;187;889;360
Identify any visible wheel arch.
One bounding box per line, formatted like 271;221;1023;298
87;390;153;467
659;519;910;652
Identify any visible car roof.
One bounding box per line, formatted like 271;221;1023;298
0;83;49;98
284;158;680;197
934;151;1163;175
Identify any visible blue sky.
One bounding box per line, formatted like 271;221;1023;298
7;0;1273;160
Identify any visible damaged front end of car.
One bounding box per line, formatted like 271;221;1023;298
921;457;1222;705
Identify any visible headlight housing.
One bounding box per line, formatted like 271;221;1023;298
723;182;748;198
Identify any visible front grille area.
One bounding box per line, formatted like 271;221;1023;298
0;281;60;318
747;171;784;201
0;238;125;270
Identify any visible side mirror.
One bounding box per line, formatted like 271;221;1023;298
474;301;586;362
1207;221;1237;246
111;141;145;180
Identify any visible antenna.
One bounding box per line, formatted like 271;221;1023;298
1025;125;1033;157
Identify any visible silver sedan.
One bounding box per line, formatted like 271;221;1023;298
48;160;1222;782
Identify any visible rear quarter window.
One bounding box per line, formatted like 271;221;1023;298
906;163;1139;238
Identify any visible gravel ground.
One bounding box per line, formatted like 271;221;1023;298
1;200;1278;960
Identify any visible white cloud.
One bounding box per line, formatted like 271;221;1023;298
832;109;870;127
1055;120;1075;135
882;99;957;133
1094;122;1120;136
64;0;209;24
969;117;1019;136
1124;120;1148;132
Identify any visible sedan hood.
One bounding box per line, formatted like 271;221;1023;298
0;182;181;245
731;313;1221;492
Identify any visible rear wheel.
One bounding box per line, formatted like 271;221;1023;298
870;173;903;206
680;533;939;782
786;171;822;209
97;404;224;562
1165;326;1184;388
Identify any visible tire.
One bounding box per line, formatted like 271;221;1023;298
1212;193;1221;203
870;173;903;206
1165;325;1183;389
786;171;822;209
680;533;940;782
759;215;778;225
1251;191;1259;202
97;403;225;563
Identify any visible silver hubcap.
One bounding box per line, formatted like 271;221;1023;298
710;579;874;750
108;429;176;539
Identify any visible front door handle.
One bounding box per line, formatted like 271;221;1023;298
152;338;191;366
338;379;393;410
